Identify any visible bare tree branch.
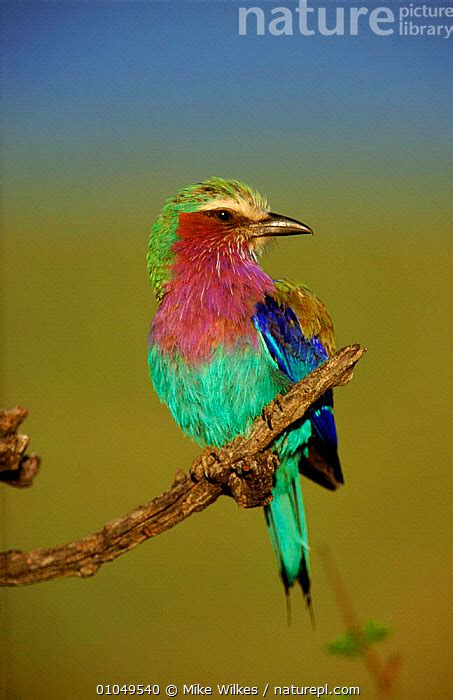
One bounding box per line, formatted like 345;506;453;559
0;344;365;587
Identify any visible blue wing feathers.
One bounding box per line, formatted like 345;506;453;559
253;295;343;490
253;296;327;382
309;390;338;448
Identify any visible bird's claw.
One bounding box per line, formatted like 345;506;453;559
261;407;273;431
190;449;222;483
274;396;284;412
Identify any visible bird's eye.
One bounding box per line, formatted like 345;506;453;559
216;210;232;222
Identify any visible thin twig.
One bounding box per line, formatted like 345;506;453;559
321;546;402;696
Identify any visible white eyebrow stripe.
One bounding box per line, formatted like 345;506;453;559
197;196;269;221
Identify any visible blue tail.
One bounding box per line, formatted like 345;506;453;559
264;456;311;605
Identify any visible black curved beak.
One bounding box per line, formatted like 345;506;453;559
250;212;313;238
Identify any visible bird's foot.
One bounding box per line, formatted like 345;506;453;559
190;447;277;509
261;396;284;432
261;406;273;431
190;448;224;483
274;396;284;413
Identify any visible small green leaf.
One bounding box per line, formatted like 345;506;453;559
363;620;391;645
327;620;392;659
326;631;364;658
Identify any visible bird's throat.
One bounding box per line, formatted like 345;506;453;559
149;243;274;362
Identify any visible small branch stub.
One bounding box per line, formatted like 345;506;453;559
228;451;279;508
0;407;41;488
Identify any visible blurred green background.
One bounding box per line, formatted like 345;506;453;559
1;2;452;698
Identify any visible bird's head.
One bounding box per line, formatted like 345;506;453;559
147;177;312;300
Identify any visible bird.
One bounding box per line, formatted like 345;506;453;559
146;177;343;613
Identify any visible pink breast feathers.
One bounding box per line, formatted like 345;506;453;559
149;212;275;362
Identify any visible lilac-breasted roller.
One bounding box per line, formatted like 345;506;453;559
147;178;343;610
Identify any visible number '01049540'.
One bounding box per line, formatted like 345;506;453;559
96;685;161;695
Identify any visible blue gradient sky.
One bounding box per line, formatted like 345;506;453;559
2;1;452;242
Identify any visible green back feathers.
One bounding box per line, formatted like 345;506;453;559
146;177;268;301
274;278;336;355
146;201;179;302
